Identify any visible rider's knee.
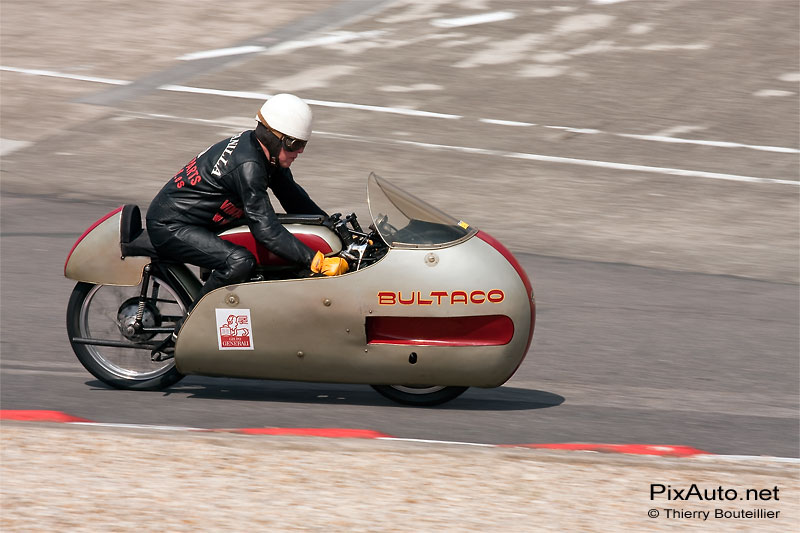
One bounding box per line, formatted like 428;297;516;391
225;248;256;281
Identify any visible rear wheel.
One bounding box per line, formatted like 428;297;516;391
370;385;468;406
66;273;190;390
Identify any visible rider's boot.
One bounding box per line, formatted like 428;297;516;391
151;316;185;361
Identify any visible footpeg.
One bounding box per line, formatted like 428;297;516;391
150;334;176;361
151;351;175;362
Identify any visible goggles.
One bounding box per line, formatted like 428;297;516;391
257;113;308;152
278;134;307;153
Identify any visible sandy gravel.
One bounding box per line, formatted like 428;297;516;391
1;423;797;532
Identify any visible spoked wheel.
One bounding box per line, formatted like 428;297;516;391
371;385;469;406
66;274;190;390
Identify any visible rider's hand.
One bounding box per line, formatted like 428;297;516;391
311;251;349;276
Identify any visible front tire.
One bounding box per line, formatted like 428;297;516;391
66;275;190;390
371;385;468;406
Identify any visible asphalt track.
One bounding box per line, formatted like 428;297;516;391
1;0;798;459
2;192;797;457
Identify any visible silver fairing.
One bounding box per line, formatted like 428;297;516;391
174;234;534;388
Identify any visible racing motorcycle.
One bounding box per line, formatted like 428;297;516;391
64;173;535;406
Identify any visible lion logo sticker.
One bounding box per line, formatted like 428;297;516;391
215;308;254;350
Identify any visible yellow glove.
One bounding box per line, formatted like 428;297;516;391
311;251;349;276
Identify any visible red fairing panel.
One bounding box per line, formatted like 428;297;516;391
366;315;514;346
64;206;123;275
220;232;333;266
475;231;532;298
475;231;536;354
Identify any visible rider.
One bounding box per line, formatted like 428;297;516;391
146;93;348;349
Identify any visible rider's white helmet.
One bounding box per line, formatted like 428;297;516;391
256;93;313;141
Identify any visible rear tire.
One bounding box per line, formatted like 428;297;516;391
66;274;190;391
371;385;468;406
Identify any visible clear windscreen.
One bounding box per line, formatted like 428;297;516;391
366;173;477;248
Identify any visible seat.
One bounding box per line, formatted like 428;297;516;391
120;204;158;258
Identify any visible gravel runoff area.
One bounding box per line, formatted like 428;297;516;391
1;423;797;532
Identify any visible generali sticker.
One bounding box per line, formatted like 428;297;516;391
215;308;254;350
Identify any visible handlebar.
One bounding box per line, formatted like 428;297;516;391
326;212;370;247
324;212;386;271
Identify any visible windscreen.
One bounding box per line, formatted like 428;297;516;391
366;173;477;248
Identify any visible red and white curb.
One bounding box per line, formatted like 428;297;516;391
0;410;722;457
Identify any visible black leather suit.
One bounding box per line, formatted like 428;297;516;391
146;130;326;298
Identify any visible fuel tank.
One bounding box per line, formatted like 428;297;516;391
218;225;342;266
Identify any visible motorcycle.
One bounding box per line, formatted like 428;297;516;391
64;173;535;406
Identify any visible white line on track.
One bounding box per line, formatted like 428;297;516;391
303;96;461;119
378;437;496;447
480;118;536;127
391;138;798;185
159;84;462;119
697;455;800;464
2;64;798;170
124;111;798;186
431;11;517;28
177;45;266;61
0;138;32;157
615;133;799;154
1;359;84;368
476;119;799;154
70;422;206;431
0;65;129;85
159;84;268;100
1;368;91;378
266;30;386;55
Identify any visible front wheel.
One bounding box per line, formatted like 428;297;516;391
66;273;190;390
370;385;468;406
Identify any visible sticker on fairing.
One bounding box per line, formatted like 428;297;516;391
215;308;254;350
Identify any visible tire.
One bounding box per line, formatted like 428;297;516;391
370;385;469;406
66;273;190;390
